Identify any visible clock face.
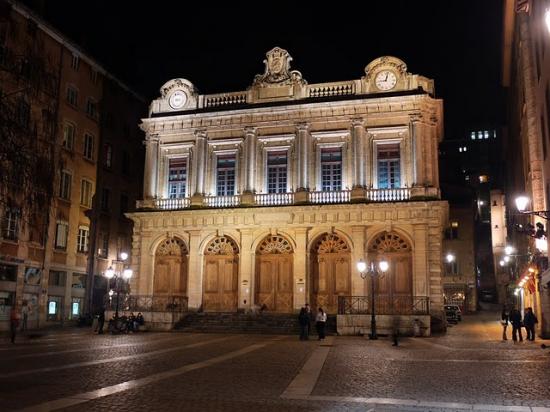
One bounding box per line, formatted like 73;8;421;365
169;90;187;109
374;70;397;91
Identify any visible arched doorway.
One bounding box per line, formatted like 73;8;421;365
203;236;239;312
310;233;351;314
154;238;188;297
255;235;293;313
368;232;412;313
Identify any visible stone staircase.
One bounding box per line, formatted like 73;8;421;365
174;312;337;335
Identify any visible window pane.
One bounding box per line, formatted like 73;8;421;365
320;148;342;191
216;155;236;196
377;144;400;189
267;151;287;193
168;158;187;198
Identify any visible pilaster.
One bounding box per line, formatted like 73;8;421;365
295;123;310;192
293;227;309;310
351;226;366;296
143;134;159;199
351;118;366;188
238;229;255;309
186;230;203;309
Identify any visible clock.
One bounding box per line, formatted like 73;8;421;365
374;70;397;91
169;90;187;109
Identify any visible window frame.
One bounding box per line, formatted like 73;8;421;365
76;225;89;253
83;132;94;160
216;153;237;196
66;85;78;107
167;157;188;199
317;144;344;192
2;207;20;241
373;139;403;189
80;179;93;208
54;220;69;249
265;148;289;194
59;169;72;200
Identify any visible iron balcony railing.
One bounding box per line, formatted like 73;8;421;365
106;295;188;313
140;188;412;211
337;295;430;315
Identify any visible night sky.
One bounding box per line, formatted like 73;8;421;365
23;0;503;138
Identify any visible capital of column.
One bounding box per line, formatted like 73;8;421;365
410;113;423;124
295;122;310;132
351;117;365;127
194;128;207;139
143;133;160;144
244;126;257;136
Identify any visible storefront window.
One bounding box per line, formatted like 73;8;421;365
0;264;17;282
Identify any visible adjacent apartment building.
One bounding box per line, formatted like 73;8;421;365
128;47;449;334
502;0;550;337
0;1;144;330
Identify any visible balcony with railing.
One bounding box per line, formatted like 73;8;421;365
137;188;413;211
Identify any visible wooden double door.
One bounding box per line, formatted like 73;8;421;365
374;254;413;313
310;253;351;314
255;254;293;313
153;256;187;296
203;255;238;312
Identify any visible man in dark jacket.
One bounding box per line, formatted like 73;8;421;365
523;307;538;341
509;307;523;342
298;304;311;340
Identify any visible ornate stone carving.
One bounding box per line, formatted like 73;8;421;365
205;236;239;255
314;233;350;254
257;235;293;254
368;232;411;253
252;47;306;87
363;56;408;83
156;237;188;256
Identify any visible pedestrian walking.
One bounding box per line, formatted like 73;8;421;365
298;304;311;340
509;307;523;342
316;307;327;340
392;316;400;346
523;307;538;341
501;305;509;341
10;306;20;344
21;302;28;332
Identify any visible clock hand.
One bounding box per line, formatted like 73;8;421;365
385;73;389;81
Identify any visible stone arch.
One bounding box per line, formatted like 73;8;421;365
306;228;354;253
367;231;413;313
255;234;294;312
203;236;239;312
250;230;297;254
153;237;188;297
310;233;352;314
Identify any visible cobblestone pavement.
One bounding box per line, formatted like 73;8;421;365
0;311;549;412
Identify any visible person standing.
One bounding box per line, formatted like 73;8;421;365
298;304;311;340
21;303;29;332
316;307;327;340
10;306;20;344
501;305;509;341
509;307;523;342
523;307;538;341
97;308;105;334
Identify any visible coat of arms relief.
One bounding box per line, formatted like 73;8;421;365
252;47;306;87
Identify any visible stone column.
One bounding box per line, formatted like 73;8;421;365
351;226;366;296
192;129;207;206
351;119;367;201
186;230;203;310
295;123;310;203
143;134;159;199
410;116;427;199
242;127;257;206
293;228;309;310
238;229;255;309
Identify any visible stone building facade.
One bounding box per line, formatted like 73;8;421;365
502;0;550;338
0;1;144;330
129;48;448;333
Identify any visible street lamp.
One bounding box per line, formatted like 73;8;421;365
515;195;549;220
104;252;132;320
357;258;389;340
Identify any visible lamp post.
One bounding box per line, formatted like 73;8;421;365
357;258;389;340
515;196;549;220
104;252;132;320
